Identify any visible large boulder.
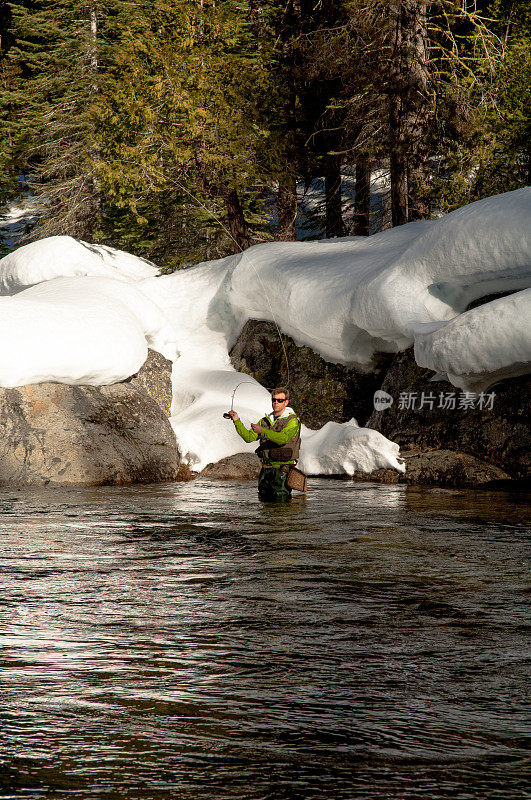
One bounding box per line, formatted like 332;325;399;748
367;348;530;480
201;453;261;480
0;381;180;486
230;319;391;428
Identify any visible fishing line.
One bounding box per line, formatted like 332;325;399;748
123;159;291;387
222;379;262;418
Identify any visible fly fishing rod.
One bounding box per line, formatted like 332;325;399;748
222;380;264;419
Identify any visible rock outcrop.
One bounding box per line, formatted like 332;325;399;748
229;321;530;485
367;348;530;480
0;381;180;486
350;450;511;488
230;320;391;428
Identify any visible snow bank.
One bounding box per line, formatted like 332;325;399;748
140;256;239;371
351;189;531;347
222;188;531;364
0;188;528;475
299;420;405;475
150;187;529;369
0;277;177;387
0;235;159;294
414;289;531;391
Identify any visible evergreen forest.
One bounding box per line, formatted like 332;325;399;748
0;0;529;267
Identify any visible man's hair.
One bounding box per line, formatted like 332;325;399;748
272;386;289;401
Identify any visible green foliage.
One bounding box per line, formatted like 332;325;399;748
432;0;530;210
0;0;107;236
0;0;40;202
92;0;282;262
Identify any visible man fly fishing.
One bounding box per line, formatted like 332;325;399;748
226;387;301;501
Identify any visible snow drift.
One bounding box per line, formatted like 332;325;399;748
0;235;159;295
414;288;531;392
0;277;178;387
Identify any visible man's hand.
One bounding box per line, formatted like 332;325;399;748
228;410;239;421
251;422;263;434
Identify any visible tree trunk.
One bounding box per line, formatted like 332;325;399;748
273;2;303;242
388;0;430;226
408;159;430;220
194;154;249;252
389;137;408;226
89;7;98;75
389;2;407;226
276;172;297;240
324;153;342;238
353;157;370;236
406;0;430;221
224;188;249;251
88;5;101;232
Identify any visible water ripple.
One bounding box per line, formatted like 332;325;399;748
0;480;529;799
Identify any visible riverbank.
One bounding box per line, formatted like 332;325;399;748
199;448;526;489
0;189;528;486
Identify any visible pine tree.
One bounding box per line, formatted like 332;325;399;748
94;0;283;263
0;1;15;202
0;0;143;240
304;0;389;235
0;0;45;203
305;0;508;230
2;0;524;258
263;0;353;240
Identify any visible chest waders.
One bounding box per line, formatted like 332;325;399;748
256;414;301;501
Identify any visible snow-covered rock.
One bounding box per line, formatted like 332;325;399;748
0;276;177;387
414;289;531;391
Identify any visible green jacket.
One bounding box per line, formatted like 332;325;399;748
234;408;300;467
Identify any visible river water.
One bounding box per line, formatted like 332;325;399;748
0;479;529;799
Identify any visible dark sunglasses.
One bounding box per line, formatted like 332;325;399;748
272;397;286;403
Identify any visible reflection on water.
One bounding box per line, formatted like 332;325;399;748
0;479;529;799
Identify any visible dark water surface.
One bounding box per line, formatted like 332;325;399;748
0;479;529;800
